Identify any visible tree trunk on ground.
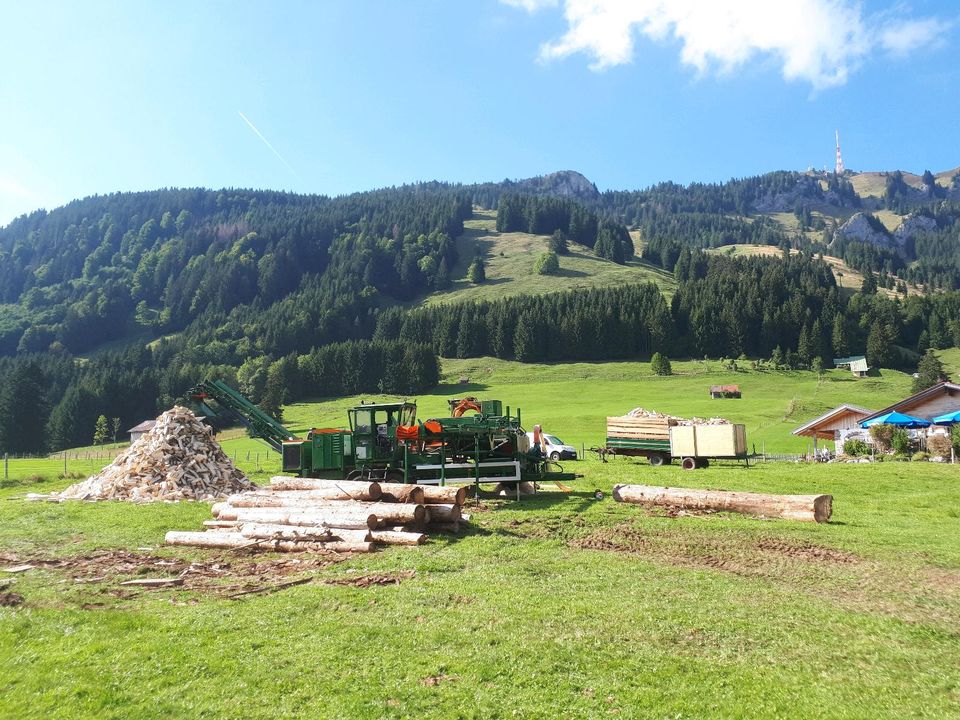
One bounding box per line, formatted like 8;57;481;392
423;503;461;522
212;506;379;530
612;484;833;523
268;476;381;500
420;485;467;505
234;523;333;542
377;483;425;504
370;530;427;545
164;531;373;552
216;498;426;526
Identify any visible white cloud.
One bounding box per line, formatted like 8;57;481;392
879;17;950;56
505;0;950;89
501;0;557;11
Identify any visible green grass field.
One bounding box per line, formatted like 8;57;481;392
419;209;676;307
3;358;958;719
1;457;958;719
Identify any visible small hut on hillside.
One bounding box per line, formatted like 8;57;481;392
709;384;741;399
833;355;870;377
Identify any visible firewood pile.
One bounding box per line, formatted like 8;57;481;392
48;407;253;503
624;407;730;426
165;476;470;553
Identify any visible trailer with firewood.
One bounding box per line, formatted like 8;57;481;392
605;412;748;469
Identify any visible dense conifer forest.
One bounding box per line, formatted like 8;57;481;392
2;169;960;452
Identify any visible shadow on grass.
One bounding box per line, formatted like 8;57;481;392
430;382;490;396
554;267;589;278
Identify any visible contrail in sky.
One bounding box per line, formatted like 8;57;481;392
238;111;298;176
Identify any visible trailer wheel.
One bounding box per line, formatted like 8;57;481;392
696;458;710;469
681;457;697;471
346;469;365;482
648;454;666;467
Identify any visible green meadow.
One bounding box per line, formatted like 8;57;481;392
2;358;958;719
219;356;916;460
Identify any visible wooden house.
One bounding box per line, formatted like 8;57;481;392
709;384;741;399
127;420;156;444
792;404;874;454
859;381;960;425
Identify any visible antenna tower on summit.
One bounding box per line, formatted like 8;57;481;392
835;130;844;175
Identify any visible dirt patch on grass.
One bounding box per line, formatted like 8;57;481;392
571;523;857;576
321;570;415;588
0;547;357;606
0;591;24;607
571;522;960;627
754;538;857;564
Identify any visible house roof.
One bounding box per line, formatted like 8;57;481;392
792;404;874;438
860;381;960;423
833;355;866;365
848;358;870;373
127;420;156;434
710;384;740;393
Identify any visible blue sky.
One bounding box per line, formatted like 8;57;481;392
0;0;957;225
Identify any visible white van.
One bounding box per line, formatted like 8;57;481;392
525;432;578;461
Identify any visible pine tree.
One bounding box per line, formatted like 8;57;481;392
513;313;536;362
866;322;893;369
467;255;486;284
433;257;450;290
913;350;947;393
831;315;847;358
797;323;812;366
93;415;109;445
771;345;784;369
811;318;825;362
534;251;560;275
650;352;672;376
549;230;569;255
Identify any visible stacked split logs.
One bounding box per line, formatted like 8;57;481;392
165;476;471;553
50;406;252;502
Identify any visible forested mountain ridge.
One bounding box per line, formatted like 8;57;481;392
2;165;960;454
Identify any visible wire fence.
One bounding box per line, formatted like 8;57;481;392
0;447;280;481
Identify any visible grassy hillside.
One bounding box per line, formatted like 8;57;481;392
420;209;676;307
849;168;957;198
212;357;915;462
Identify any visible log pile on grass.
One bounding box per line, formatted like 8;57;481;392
166;476;470;553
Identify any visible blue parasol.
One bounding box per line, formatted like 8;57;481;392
860;411;932;429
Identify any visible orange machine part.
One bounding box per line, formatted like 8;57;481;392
396;425;420;441
452;399;482;417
